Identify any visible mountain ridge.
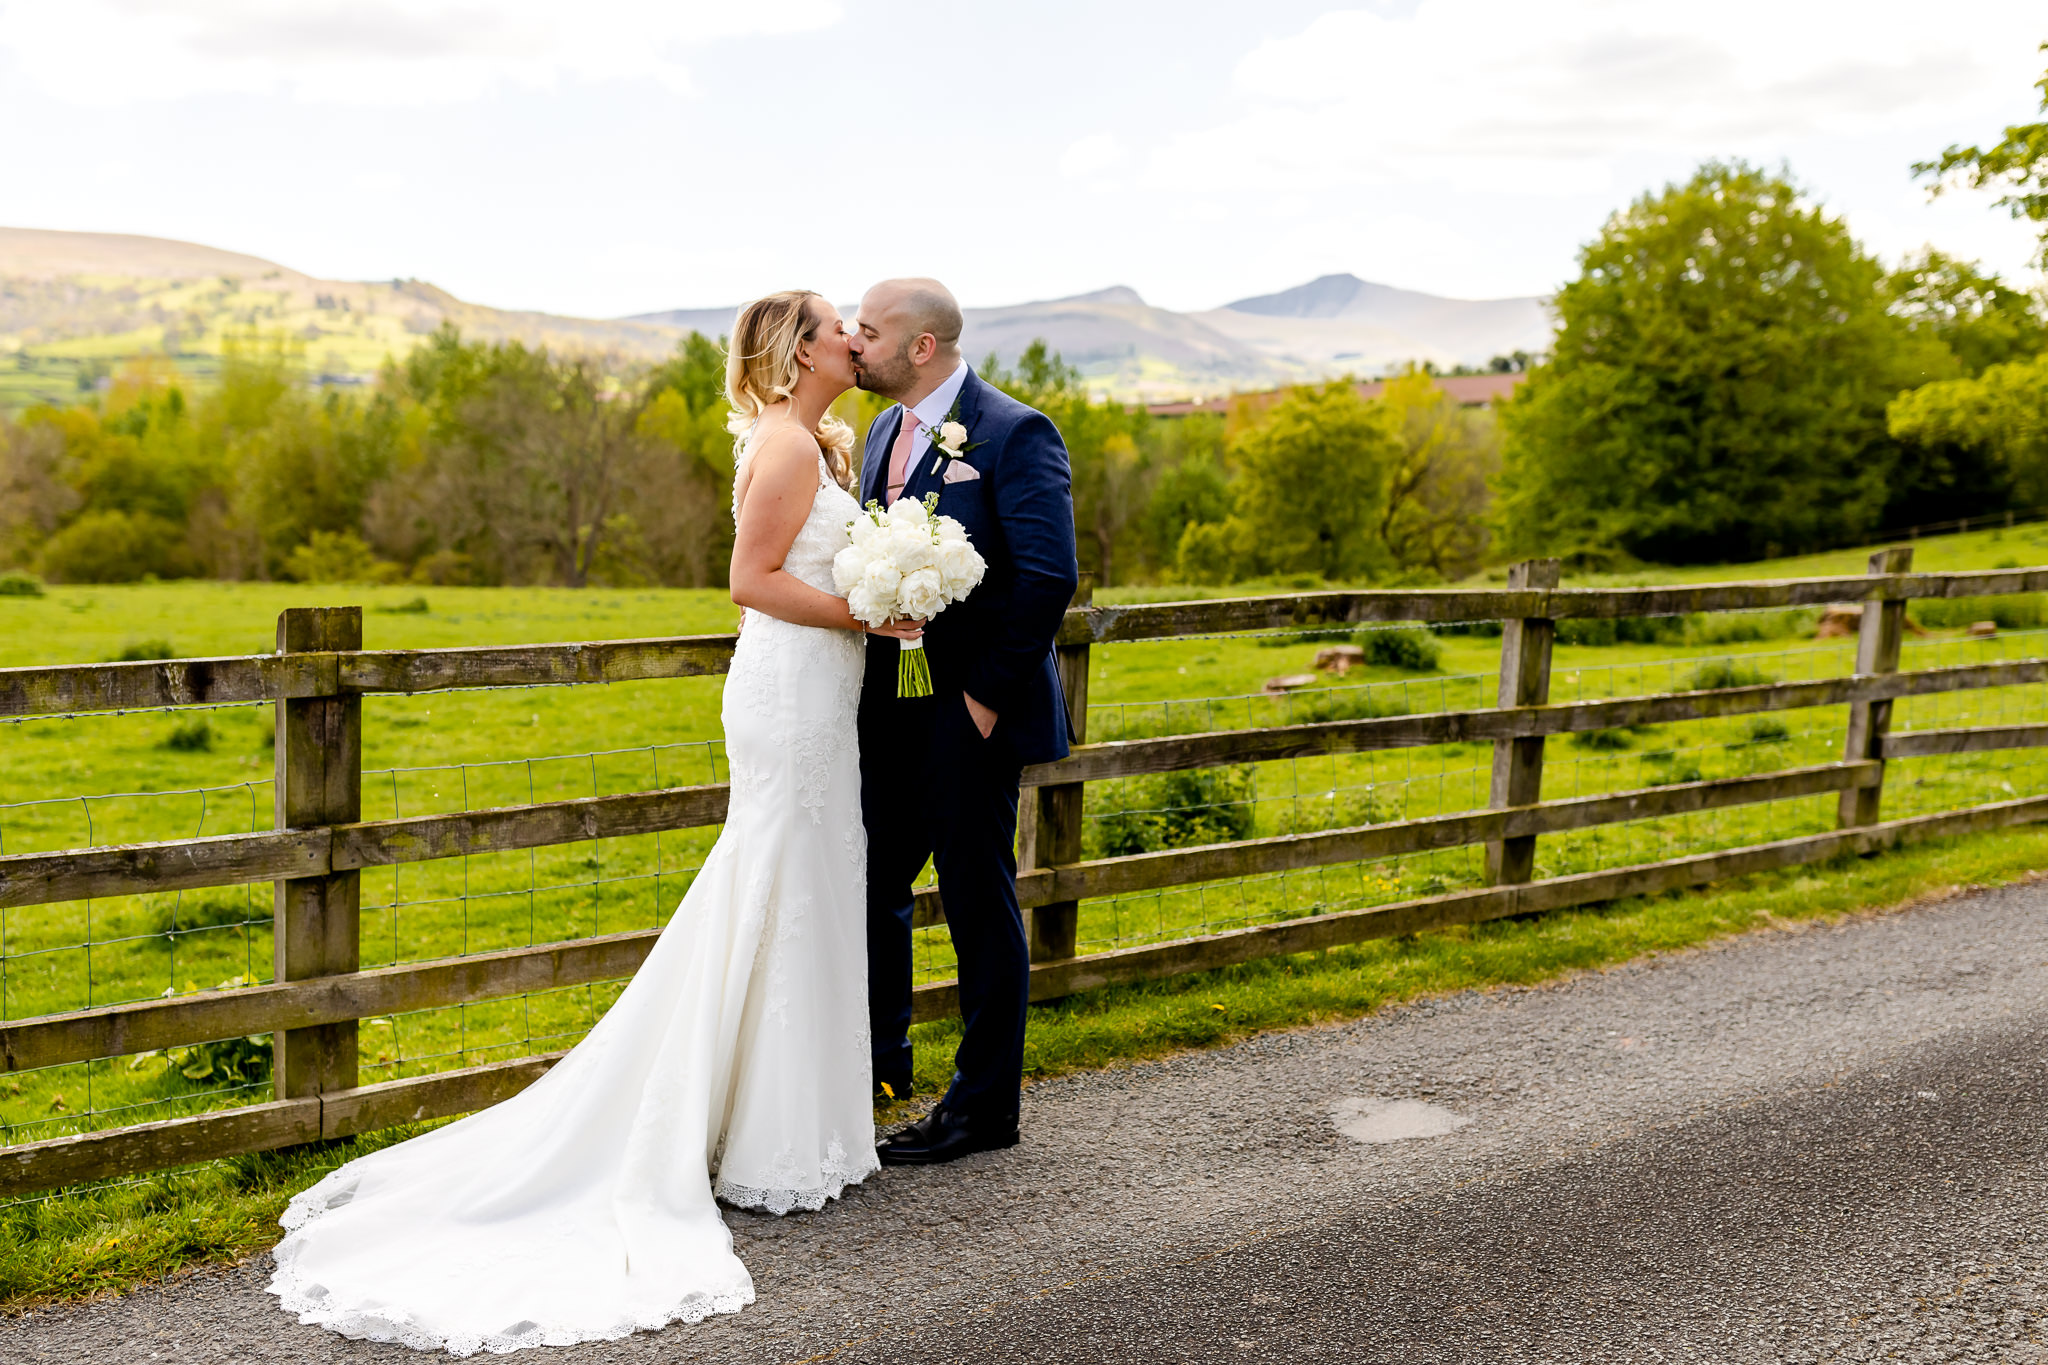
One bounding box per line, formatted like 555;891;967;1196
2;227;1555;405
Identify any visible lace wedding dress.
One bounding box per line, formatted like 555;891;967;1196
268;446;876;1355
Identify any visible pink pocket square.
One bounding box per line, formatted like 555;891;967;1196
940;460;982;484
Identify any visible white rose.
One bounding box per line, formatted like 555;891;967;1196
887;523;938;575
898;566;944;620
937;539;986;600
846;583;890;627
938;420;968;453
832;545;866;595
849;516;886;552
885;496;929;526
859;557;903;603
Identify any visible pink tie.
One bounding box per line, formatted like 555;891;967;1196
884;410;921;506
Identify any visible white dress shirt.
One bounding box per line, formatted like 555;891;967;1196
899;361;971;478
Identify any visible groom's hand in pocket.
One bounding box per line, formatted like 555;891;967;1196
964;692;998;738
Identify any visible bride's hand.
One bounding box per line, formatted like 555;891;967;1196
868;617;926;641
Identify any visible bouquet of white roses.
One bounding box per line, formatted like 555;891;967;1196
833;492;987;697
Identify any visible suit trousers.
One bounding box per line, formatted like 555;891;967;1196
860;684;1028;1122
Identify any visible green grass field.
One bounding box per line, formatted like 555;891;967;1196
3;526;2047;1303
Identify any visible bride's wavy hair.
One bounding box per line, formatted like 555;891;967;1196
724;290;857;491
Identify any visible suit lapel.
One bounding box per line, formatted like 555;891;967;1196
902;370;981;505
863;406;903;507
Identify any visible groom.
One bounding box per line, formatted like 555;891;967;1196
849;278;1078;1164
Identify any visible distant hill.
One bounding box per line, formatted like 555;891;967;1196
635;276;1553;399
0;227;684;408
3;227;1556;409
1194;273;1552;378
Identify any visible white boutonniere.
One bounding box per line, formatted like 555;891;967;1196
932;399;984;459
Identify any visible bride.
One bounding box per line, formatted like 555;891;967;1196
267;291;920;1354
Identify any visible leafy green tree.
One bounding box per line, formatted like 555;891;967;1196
1495;161;1944;564
1179;380;1397;582
1886;250;2048;376
1916;48;2048;268
1376;369;1500;580
1887;353;2048;507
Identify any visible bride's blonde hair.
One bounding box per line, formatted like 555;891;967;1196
724;290;857;491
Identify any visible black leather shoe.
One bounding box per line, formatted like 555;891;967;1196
876;1104;1019;1166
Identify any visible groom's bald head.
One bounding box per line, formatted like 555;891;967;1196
869;278;963;349
851;277;964;401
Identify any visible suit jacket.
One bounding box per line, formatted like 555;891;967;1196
859;369;1079;767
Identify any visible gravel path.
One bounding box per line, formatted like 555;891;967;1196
9;878;2048;1363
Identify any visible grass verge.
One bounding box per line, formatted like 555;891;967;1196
8;824;2048;1310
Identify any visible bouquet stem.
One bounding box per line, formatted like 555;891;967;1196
897;637;933;698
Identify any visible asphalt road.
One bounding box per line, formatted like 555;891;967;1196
8;877;2047;1363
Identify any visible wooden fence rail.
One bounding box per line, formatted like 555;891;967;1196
4;548;2048;1196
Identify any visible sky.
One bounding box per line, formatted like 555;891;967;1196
0;0;2043;318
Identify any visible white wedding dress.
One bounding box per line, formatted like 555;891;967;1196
268;446;876;1355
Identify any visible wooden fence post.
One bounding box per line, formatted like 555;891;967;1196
1839;546;1913;828
273;606;361;1101
1485;558;1561;886
1025;575;1093;963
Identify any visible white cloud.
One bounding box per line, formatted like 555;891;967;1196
1058;132;1126;179
1167;1;2045;196
0;0;842;106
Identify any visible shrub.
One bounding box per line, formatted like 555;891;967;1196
1091;767;1257;858
284;529;397;584
110;639;175;661
1746;716;1791;743
1909;594;2045;631
1555;616;1685;647
377;595;431;614
1685;659;1774;691
1686;609;1818;645
1353;626;1441;671
36;510;194;583
1649;762;1706;785
0;569;44;597
1570;727;1634;750
162;718;212;752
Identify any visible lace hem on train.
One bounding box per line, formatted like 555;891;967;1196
714;1140;881;1216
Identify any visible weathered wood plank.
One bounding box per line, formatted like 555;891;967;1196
0;929;660;1073
274;607;362;1102
342;637;738;693
962;790;2048;1013
10;789;2046;1188
1487;559;1559;885
0;784;732;911
1023;658;2048;786
1883;724;2048;758
333;784;730;868
321;1052;565;1140
0;1098;321;1198
1839;547;1913;828
1009;763;1878;910
0;654;337;718
1052;569;2048;644
0;830;329;909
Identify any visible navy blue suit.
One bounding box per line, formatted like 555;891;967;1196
859;369;1078;1120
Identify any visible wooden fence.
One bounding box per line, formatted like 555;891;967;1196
3;549;2048;1196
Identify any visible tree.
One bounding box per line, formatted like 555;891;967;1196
1915;48;2048;268
1887;353;2048;508
1178;381;1397;582
1495;161;1944;564
1885;250;2048;377
1375;370;1500;580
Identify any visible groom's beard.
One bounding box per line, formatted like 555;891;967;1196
852;341;916;400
